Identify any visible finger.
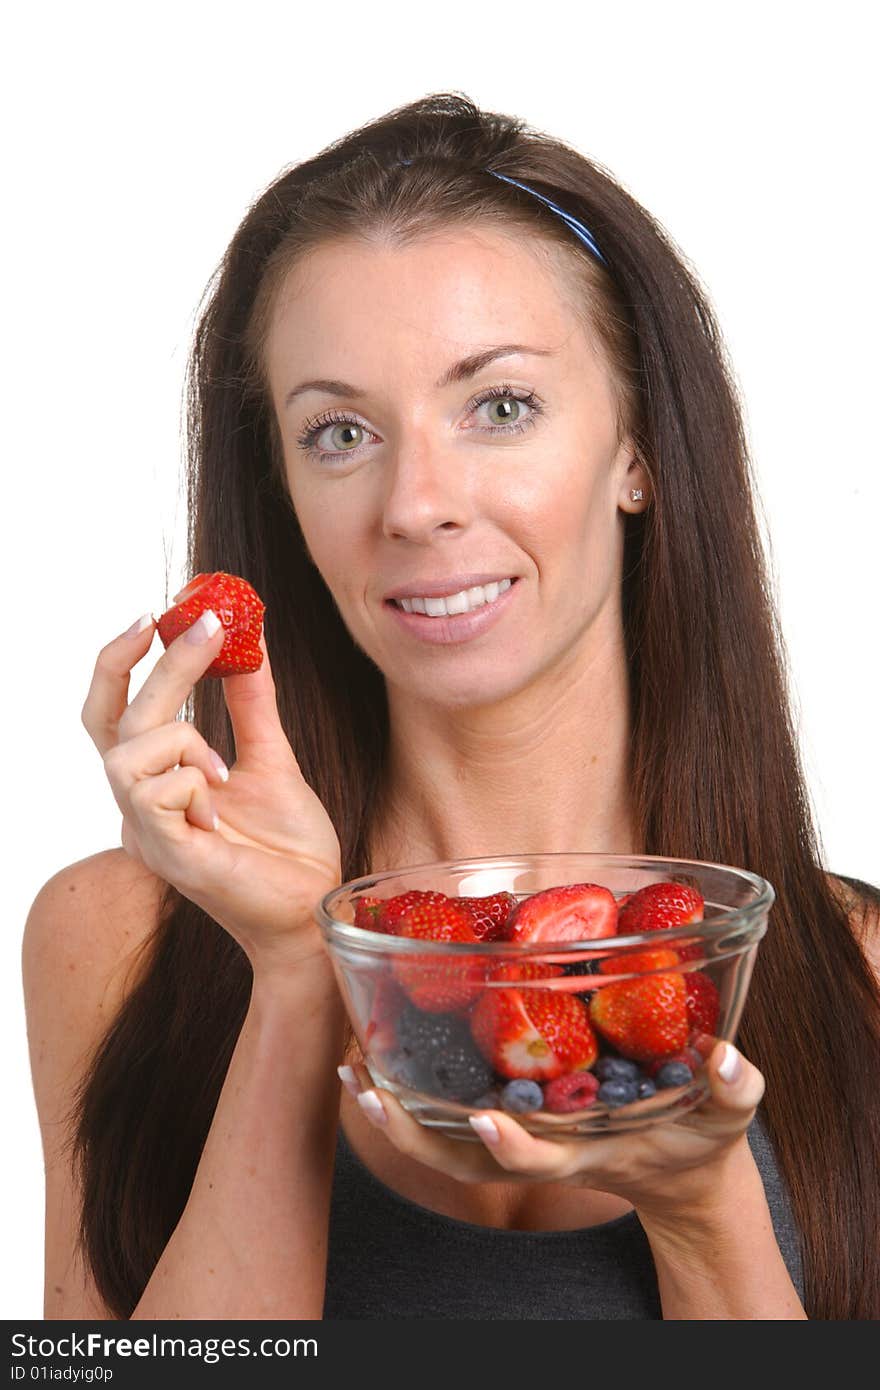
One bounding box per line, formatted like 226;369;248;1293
119;816;144;865
117;610;226;742
102;723;230;819
219;627;298;767
352;1087;511;1183
129;764;219;835
81;614;157;756
678;1042;764;1135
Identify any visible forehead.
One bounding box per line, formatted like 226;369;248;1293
264;227;597;385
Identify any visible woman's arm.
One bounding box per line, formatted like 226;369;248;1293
636;1137;807;1319
131;964;347;1320
24;849;347;1321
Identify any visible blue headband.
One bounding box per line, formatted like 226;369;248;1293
396;158;607;268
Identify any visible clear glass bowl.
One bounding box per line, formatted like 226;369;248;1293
316;853;772;1140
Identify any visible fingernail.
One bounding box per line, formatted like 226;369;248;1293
337;1065;361;1097
469;1114;501;1145
124;612;154;638
209;751;229;782
185;609;222;643
356;1090;388;1125
211;812;220;831
718;1042;742;1083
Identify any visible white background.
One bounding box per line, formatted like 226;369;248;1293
4;0;877;1319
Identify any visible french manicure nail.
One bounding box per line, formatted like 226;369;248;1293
337;1065;361;1097
356;1090;388;1125
718;1042;742;1083
469;1114;501;1144
209;751;229;782
124;613;154;638
185;610;222;643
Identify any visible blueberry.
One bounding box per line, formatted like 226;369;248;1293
471;1090;502;1109
594;1056;641;1083
637;1078;657;1099
500;1079;544;1114
598;1079;639;1108
654;1061;694;1090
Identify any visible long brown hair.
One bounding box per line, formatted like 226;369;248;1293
71;92;880;1319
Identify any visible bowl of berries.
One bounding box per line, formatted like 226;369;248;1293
316;853;773;1139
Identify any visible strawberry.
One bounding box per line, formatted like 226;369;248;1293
484;960;565;985
645;1046;703;1079
598;947;680;976
354;895;383;931
589;962;689;1064
157;571;265;677
470;988;598;1081
543;1070;600;1113
684;971;720;1034
363;975;407;1053
376;890;453;935
616;881;705;960
388;895;483;1014
457;891;517;941
506;883;618;944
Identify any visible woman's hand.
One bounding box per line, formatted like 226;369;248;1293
81;608;343;974
338;1040;765;1222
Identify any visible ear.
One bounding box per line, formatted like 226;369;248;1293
614;437;653;514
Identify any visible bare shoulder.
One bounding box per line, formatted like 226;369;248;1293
825;871;880;983
23;848;168;1068
22;848;169;1318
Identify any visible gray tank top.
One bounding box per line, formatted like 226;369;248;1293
322;1105;804;1318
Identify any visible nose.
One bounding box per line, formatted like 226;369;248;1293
381;433;473;544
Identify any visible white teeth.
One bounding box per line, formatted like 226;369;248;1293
396;578;513;617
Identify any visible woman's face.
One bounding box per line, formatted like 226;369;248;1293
264;226;647;709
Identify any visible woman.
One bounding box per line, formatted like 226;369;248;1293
23;92;880;1320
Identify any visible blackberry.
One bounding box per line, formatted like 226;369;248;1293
594;1056;641;1083
395;1003;471;1061
426;1041;494;1103
598;1078;639;1108
654;1061;694;1090
501;1079;544;1114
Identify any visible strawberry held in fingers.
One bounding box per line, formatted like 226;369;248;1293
470;987;599;1080
157;572;266;677
506;882;618;944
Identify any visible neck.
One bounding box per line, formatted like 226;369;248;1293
370;616;640;872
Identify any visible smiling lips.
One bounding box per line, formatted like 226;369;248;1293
392;578;515;616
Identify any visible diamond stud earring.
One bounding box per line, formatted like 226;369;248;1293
630;488;644;502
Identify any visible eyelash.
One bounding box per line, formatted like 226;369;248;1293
294;383;545;463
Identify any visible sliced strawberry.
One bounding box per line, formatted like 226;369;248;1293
617;881;705;961
457;891;517;941
684;971;720;1034
506;883;618;945
470;987;598;1081
157;571;265;677
388;896;483;1014
589;967;689;1064
483;959;565;984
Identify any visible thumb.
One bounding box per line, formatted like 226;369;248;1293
221;628;296;763
703;1041;765;1119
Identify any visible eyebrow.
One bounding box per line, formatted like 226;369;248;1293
283;344;557;409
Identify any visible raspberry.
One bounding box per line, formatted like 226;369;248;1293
542;1071;600;1113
